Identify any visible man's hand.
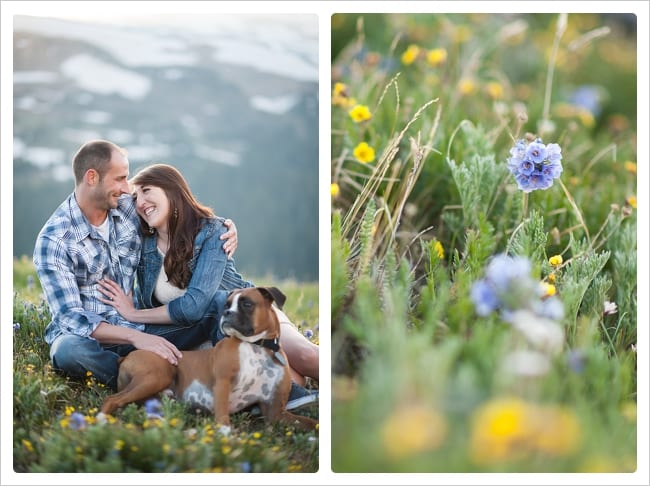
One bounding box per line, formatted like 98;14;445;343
221;218;238;259
130;332;183;366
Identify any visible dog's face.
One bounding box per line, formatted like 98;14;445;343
220;287;286;342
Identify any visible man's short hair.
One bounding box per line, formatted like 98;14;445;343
72;140;127;185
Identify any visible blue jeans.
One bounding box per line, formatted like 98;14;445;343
49;317;223;391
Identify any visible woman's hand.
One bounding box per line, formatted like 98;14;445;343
97;277;137;321
221;218;238;259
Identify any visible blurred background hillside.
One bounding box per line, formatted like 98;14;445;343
13;13;319;282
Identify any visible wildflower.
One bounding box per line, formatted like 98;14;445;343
332;82;353;107
603;301;618;315
549;254;563;266
567;349;586;373
22;439;34;453
401;44;420;65
426;47;447;66
507;138;563;193
469;397;580;464
547;272;556;283
13;322;20;331
507;310;564;354
569;85;603;117
624;161;637;174
458;78;477;95
434;240;444;259
145;398;163;419
240;462;252;473
303;329;314;339
69;412;87;431
541;282;556;297
348;104;372;123
485;81;504;99
625;195;637;209
330;183;340;197
353;142;376;163
470;254;565;326
381;404;448;459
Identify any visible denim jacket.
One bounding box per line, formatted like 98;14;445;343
135;217;253;325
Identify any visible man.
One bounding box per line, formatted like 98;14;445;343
33;140;238;389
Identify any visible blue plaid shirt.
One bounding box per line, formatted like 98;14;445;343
33;193;143;345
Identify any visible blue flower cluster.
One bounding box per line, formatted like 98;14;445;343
470;254;564;321
507;138;563;193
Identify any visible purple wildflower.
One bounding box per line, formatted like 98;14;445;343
471;254;564;323
145;398;163;418
69;412;87;430
304;329;314;339
13;322;21;331
507;138;563;193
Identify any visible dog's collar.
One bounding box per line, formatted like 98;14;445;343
252;338;286;366
253;337;280;352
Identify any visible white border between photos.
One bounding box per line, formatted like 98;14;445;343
2;1;648;485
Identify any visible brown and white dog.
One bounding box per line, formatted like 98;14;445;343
99;287;317;433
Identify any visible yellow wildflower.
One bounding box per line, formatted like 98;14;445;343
434;241;444;259
547;272;556;283
381;404;448;459
542;283;556;297
22;439;34;453
485;81;504;100
332;82;352;107
353;142;376;163
348;104;372;123
626;195;637;208
401;44;420;65
330;182;340;198
549;255;563;266
577;108;595;128
427;47;447;67
458;78;477;96
222;445;232;455
470;397;581;465
624;161;637;174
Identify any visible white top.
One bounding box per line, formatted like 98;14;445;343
91;216;110;243
154;247;186;304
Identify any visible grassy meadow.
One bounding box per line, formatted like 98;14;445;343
12;255;319;473
331;13;639;473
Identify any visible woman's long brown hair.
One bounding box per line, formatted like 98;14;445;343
130;164;214;289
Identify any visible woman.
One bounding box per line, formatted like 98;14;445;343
97;164;318;389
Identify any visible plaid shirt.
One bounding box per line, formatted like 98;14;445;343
33;193;143;345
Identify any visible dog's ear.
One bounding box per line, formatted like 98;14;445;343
258;287;286;309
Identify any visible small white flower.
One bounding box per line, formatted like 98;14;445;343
603;301;618;315
507;309;565;355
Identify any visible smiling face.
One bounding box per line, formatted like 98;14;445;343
132;183;171;232
91;150;130;210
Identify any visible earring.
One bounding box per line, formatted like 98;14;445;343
148;226;155;234
174;207;178;218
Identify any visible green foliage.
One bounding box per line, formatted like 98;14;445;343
332;12;638;473
331;210;352;320
13;260;319;473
